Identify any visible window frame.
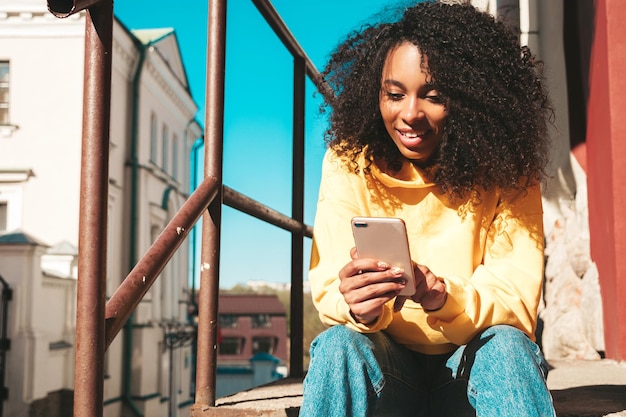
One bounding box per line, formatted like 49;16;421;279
150;112;158;163
219;337;245;355
0;61;10;126
219;314;239;329
250;314;272;329
161;123;169;173
0;201;7;233
252;336;277;355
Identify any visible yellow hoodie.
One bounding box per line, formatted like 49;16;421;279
309;150;544;354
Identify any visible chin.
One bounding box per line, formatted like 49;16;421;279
400;149;429;163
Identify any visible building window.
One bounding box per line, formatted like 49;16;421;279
219;314;238;329
172;133;179;180
162;124;169;173
150;112;158;163
0;201;7;232
251;314;271;328
219;337;244;355
0;62;9;125
252;336;276;355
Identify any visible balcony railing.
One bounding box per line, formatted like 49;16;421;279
45;0;327;415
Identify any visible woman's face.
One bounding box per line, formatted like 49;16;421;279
379;42;447;165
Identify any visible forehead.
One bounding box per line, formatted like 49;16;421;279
381;42;430;78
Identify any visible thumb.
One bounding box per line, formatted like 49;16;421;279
393;296;408;312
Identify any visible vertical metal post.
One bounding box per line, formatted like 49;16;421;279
193;0;227;409
290;56;306;378
0;276;11;417
73;2;113;417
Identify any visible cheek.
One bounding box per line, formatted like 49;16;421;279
379;102;396;124
432;110;447;130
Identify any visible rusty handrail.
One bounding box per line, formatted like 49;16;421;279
48;0;102;18
251;0;333;100
289;54;307;378
193;0;227;409
223;186;313;238
104;176;220;347
68;1;113;417
48;0;322;414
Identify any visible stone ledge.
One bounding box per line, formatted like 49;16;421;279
548;359;626;417
192;360;626;417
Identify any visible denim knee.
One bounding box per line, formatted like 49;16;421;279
479;324;528;343
477;325;548;375
310;325;373;357
459;325;555;417
303;326;384;417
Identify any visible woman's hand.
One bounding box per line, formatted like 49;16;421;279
339;247;408;324
394;264;448;312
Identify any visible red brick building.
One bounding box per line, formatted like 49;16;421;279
217;294;288;364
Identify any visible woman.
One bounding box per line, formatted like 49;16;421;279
301;1;555;416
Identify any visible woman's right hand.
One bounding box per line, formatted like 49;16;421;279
338;247;408;324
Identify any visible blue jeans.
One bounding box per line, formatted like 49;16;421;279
300;325;555;417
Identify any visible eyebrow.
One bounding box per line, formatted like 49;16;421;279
382;79;405;89
382;78;438;92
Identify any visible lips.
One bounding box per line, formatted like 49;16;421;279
397;129;426;147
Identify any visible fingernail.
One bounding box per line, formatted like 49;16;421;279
377;261;389;269
391;267;403;275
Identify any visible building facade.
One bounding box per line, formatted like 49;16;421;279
0;1;202;416
216;294;288;398
217;294;288;364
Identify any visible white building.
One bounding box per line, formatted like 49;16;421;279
0;1;202;416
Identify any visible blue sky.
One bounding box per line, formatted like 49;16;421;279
115;0;409;288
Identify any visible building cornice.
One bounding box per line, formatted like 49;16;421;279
112;27;141;81
144;48;198;117
0;169;35;183
0;9;84;38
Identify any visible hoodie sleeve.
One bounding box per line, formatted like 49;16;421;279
308;151;395;332
424;184;545;344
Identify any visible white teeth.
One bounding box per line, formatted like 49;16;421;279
400;131;420;138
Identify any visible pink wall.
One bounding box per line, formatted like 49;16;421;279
587;0;626;360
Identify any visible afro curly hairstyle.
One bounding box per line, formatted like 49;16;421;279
320;0;552;200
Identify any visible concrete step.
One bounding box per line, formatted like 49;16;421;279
547;359;626;417
195;359;626;417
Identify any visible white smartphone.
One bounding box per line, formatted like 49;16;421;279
351;216;416;296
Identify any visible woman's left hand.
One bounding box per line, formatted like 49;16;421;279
394;263;448;312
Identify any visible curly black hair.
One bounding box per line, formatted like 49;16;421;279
320;1;552;199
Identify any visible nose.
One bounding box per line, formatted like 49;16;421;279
401;97;425;123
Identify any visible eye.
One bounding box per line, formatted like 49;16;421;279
384;91;404;101
425;93;444;104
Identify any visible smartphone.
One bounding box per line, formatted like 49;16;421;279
351;216;416;296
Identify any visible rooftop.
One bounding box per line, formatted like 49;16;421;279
219;294;286;315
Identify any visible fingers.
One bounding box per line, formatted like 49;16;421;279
410;264;448;311
339;257;408;323
340;257;392;280
342;275;404;305
339;259;406;292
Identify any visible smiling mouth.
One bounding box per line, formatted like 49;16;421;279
398;130;427;138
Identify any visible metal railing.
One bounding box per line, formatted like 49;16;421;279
46;0;327;416
0;275;12;417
